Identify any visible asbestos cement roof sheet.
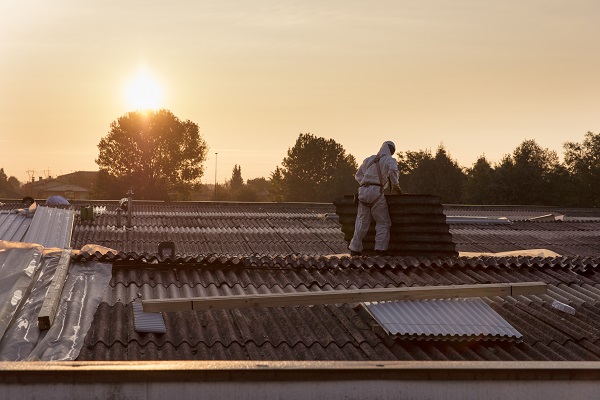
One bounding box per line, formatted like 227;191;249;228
76;253;600;362
449;220;600;257
444;205;600;221
69;202;343;256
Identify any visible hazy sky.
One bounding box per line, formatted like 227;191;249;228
1;1;598;186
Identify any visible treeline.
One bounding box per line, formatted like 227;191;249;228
6;109;595;208
399;132;599;207
0;169;20;198
212;132;600;207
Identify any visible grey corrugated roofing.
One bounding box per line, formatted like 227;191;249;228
76;253;600;362
450;220;600;256
334;194;457;257
444;205;600;221
69;202;344;256
365;298;522;340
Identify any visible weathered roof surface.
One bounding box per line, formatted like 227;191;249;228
3;199;599;258
67;200;600;257
2;199;600;365
77;254;600;362
70;201;345;256
334;195;457;257
450;220;600;256
444;205;600;221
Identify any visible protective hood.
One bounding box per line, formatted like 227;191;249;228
378;141;396;157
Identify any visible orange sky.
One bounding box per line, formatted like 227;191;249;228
1;1;598;186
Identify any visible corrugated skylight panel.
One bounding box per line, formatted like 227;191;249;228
133;301;166;334
365;298;522;341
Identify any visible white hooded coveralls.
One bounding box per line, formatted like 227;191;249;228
349;141;400;253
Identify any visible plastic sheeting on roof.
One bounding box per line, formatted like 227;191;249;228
23;206;74;248
459;249;561;258
0;212;32;243
0;241;112;361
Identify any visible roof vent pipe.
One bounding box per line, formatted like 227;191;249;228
127;188;133;228
116;208;122;228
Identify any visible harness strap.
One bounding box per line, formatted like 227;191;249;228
360;183;382;187
359;155;385;207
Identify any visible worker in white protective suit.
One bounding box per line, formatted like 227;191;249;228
349;141;402;256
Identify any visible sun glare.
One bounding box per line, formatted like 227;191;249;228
125;69;162;111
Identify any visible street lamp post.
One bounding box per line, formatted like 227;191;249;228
214;152;218;199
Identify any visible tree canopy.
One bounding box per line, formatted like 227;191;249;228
397;145;466;203
271;133;358;202
95;109;208;200
230;165;244;193
0;168;21;198
493;140;560;205
564;131;600;207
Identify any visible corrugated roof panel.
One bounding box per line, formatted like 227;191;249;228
23;206;74;248
132;301;166;333
365;298;522;341
0;212;32;242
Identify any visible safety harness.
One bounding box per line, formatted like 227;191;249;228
359;154;385;208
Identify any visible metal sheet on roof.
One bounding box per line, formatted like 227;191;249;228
0;212;32;242
133;301;166;333
364;298;522;341
23;206;74;248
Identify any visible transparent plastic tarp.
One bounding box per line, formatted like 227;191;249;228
0;243;43;341
0;241;112;361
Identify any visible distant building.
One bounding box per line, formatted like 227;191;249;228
20;171;98;200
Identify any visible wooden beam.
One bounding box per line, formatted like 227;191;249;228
510;282;547;296
38;249;71;330
142;282;547;313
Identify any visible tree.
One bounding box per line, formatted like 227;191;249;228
0;168;21;198
230;165;244;193
397;144;466;203
95;109;208;200
271;133;358;202
494;139;560;205
564;131;600;207
463;156;496;204
246;177;272;201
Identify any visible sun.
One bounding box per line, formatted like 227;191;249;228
125;68;163;111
